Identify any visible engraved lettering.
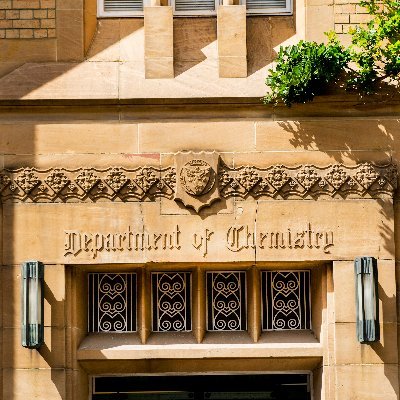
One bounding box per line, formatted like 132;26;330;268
256;224;334;253
246;226;256;249
324;231;334;253
127;229;133;251
226;225;246;252
64;230;82;256
315;232;323;248
64;225;182;259
83;233;92;252
175;225;181;250
153;234;162;250
306;223;313;249
259;232;268;249
192;229;214;257
64;222;335;259
294;232;305;249
93;233;104;259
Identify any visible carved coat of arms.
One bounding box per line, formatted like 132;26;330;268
174;152;220;212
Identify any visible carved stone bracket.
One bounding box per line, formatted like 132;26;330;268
0;161;397;205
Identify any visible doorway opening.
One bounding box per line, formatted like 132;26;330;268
92;373;311;400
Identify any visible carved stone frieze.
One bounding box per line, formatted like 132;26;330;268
0;166;175;203
0;161;397;206
219;162;397;199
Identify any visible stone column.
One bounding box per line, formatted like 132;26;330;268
217;4;247;78
144;4;174;79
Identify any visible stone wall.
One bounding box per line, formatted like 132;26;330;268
334;0;372;42
0;0;55;39
0;107;399;400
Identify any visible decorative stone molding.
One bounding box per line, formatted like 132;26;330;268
0;161;396;207
218;162;397;200
0;167;176;203
174;152;220;212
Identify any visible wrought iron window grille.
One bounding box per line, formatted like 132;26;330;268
262;270;311;331
206;271;247;331
87;269;313;337
88;273;137;333
151;272;192;332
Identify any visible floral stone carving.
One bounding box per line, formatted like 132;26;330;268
0;157;397;209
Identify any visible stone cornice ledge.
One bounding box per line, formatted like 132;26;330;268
77;342;323;360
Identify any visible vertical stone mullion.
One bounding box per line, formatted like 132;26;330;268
248;266;260;342
139;267;151;344
193;266;205;343
144;5;174;79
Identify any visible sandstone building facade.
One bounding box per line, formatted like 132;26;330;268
0;0;399;398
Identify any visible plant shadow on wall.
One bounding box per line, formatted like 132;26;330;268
275;119;398;164
264;0;399;107
262;0;400;165
247;16;295;76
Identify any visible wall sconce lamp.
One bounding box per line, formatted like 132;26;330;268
355;257;379;343
21;261;44;349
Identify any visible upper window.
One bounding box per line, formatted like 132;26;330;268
88;272;137;333
261;270;311;331
206;271;247;331
98;0;291;17
88;269;311;335
151;272;192;332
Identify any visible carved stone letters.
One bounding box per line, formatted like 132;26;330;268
64;223;335;259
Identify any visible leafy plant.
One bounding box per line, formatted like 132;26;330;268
265;0;400;106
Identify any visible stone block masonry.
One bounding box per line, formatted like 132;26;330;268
334;0;372;36
0;0;55;39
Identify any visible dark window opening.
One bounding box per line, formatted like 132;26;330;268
92;374;311;400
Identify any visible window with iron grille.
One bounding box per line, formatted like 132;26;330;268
262;270;311;331
206;271;247;331
88;273;137;332
241;0;291;14
98;0;143;16
97;0;291;16
152;272;192;332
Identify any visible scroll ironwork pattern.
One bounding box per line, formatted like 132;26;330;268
262;271;311;330
207;271;247;331
152;272;191;332
88;273;137;332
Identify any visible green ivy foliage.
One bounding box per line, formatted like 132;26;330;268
265;0;400;106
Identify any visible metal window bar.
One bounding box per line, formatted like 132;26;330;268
98;0;144;17
151;272;192;332
88;273;137;332
262;270;311;331
240;0;292;14
171;0;219;16
98;0;291;16
206;271;247;331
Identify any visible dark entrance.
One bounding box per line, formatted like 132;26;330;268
92;374;311;400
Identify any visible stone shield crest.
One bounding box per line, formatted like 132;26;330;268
180;160;215;196
174;152;220;212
